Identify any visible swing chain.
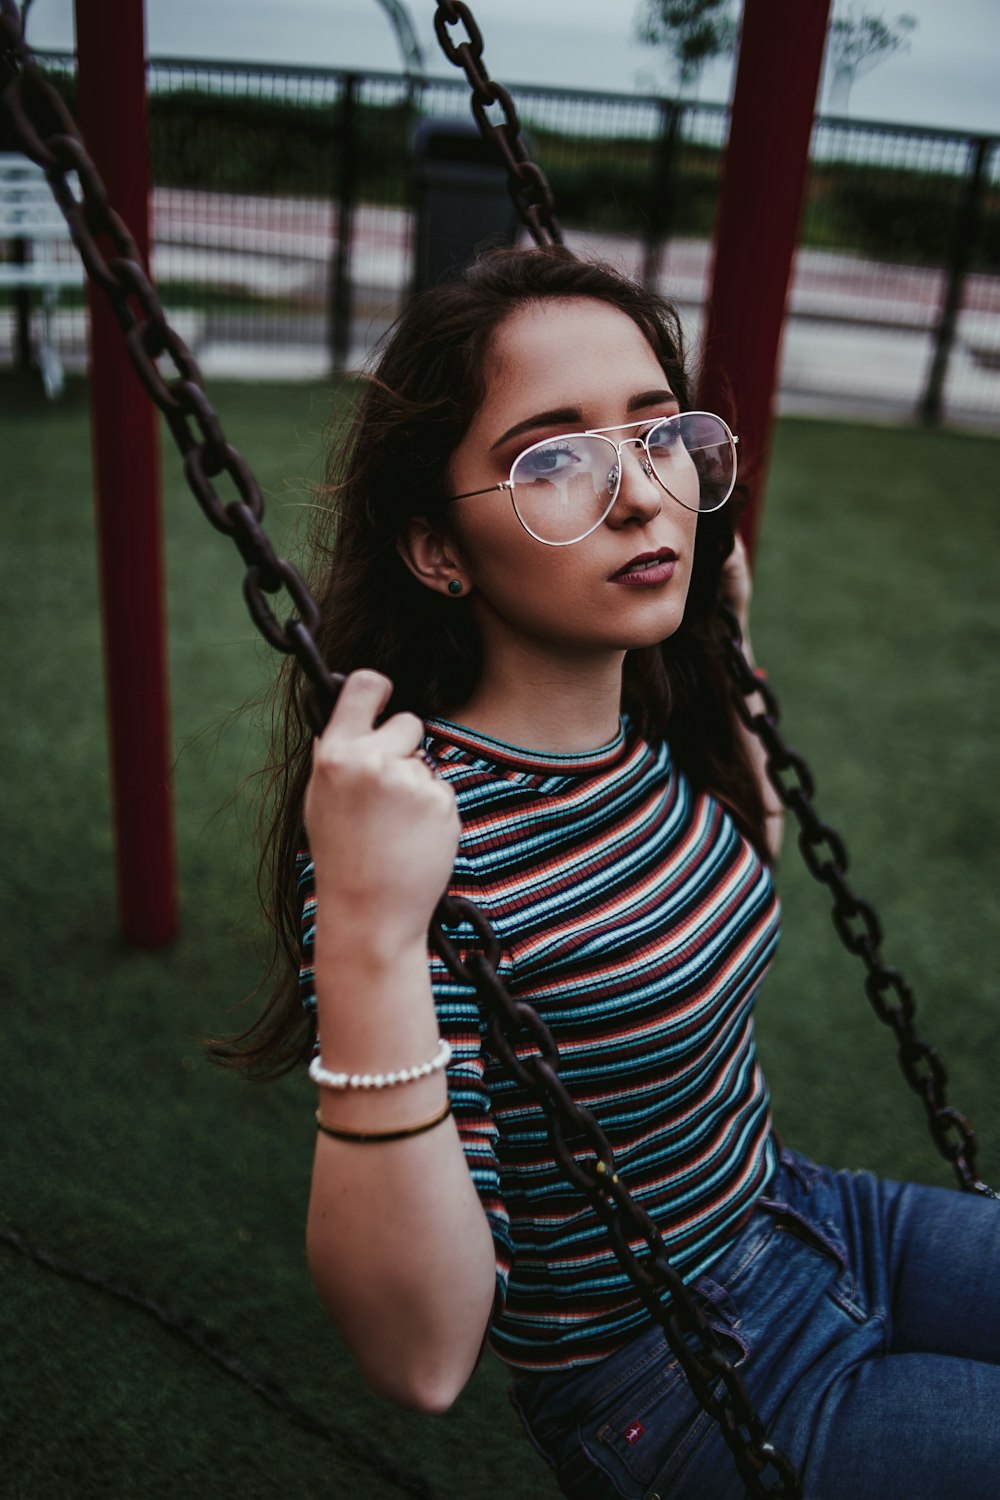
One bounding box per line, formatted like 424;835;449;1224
3;19;988;1499
718;604;997;1200
432;0;563;248
439;899;801;1499
0;36;799;1482
0;5;345;734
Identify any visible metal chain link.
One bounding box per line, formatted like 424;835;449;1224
0;2;345;737
718;605;998;1202
0;15;798;1491
432;0;563;247
5;11;993;1495
443;898;801;1498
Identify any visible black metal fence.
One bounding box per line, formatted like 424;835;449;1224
2;52;998;429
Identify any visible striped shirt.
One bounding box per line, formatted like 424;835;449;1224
298;714;780;1371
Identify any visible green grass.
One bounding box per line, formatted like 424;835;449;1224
2;375;998;1497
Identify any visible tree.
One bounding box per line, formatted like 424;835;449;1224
824;3;917;114
633;0;740;99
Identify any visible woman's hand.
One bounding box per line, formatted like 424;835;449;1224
303;670;496;1410
716;531;755;636
303;669;460;949
719;531;753;641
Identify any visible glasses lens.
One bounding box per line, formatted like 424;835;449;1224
510;435;616;544
647;414;735;513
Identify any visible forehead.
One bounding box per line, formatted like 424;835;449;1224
483;296;667;420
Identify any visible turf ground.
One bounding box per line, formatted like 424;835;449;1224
2;375;998;1498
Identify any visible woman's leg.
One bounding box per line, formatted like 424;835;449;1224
881;1178;1000;1362
802;1350;1000;1499
764;1157;1000;1498
508;1157;1000;1499
676;1156;1000;1498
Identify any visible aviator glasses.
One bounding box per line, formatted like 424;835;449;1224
450;411;738;547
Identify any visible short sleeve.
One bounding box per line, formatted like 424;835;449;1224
295;846;514;1318
427;879;516;1318
296;848;318;1034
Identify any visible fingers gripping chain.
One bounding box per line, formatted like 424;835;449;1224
5;13;992;1497
0;15;827;1498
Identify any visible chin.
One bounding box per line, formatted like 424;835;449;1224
618;616;686;650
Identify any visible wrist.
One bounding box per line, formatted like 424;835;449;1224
311;944;444;1094
314;929;430;988
313;880;435;963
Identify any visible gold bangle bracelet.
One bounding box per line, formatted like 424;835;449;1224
315;1099;452;1144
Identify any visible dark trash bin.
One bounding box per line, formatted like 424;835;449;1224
412;117;519;292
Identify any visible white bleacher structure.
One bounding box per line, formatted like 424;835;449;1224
0;153;83;398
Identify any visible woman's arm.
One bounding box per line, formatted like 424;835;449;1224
303;670;497;1413
720;535;785;861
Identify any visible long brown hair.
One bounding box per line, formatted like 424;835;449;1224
215;246;765;1077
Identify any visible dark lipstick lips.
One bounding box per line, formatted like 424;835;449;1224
611;548;677;580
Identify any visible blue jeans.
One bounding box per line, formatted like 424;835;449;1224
508;1148;1000;1499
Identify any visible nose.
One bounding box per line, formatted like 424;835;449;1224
605;438;662;529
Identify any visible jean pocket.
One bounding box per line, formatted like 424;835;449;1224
587;1371;698;1496
582;1321;746;1497
510;1324;674;1457
757;1197;868;1325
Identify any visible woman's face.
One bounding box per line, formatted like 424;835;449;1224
444;297;700;665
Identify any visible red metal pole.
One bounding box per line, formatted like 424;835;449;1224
697;0;832;557
74;0;177;945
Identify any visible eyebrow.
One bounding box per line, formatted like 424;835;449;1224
491;388;678;450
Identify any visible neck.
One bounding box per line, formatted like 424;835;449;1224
449;639;625;754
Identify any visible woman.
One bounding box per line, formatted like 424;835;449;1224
232;248;1000;1498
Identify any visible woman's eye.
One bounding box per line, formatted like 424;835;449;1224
646;419;681;456
517;443;579;481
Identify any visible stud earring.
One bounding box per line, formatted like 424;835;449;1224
447;579;463;596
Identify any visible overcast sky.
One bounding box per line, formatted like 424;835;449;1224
23;0;1000;136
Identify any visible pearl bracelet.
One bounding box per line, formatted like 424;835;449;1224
308;1037;452;1091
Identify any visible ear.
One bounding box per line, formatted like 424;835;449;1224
396;517;470;598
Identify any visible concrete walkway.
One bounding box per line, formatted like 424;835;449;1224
4;189;998;431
